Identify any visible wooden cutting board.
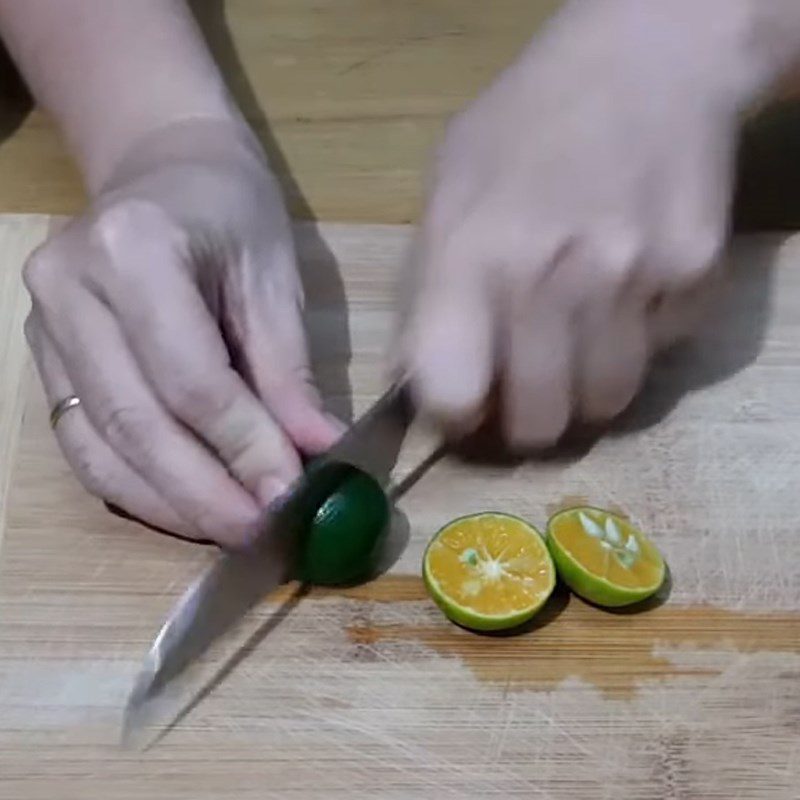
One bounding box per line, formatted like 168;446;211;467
1;217;799;799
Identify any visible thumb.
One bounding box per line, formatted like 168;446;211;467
237;247;343;455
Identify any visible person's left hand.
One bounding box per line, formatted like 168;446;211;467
24;121;340;546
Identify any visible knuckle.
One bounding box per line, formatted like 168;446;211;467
92;199;175;246
89;200;188;282
670;230;724;283
22;246;58;300
91;203;136;248
98;404;155;458
593;230;643;284
166;370;239;428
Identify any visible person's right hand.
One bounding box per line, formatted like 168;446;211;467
398;0;799;447
24;121;340;547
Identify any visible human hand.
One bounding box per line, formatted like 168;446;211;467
399;0;798;447
24;121;340;546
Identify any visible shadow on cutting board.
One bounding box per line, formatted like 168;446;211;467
191;0;354;425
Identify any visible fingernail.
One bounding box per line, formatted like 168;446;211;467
257;477;289;507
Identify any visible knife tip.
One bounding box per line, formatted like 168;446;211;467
120;674;164;751
120;705;149;751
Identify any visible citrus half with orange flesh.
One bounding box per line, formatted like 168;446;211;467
423;512;556;631
546;507;665;607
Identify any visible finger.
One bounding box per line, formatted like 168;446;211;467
91;202;309;501
402;242;495;431
503;288;573;449
41;290;261;548
645;130;729;297
576;297;648;422
237;242;343;454
25;314;196;539
647;276;719;352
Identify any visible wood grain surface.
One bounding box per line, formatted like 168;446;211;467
0;0;799;230
0;0;561;222
0;215;49;552
1;218;799;799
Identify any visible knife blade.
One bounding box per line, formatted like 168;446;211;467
122;382;413;746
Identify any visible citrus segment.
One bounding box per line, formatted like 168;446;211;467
547;507;665;607
423;513;556;631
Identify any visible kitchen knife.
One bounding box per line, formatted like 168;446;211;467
122;382;413;746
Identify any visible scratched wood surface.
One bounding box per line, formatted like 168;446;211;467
1;218;800;799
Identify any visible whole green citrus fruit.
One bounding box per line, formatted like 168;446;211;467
296;462;390;585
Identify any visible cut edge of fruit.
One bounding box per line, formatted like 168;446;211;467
422;557;553;622
547;506;666;597
423;511;557;627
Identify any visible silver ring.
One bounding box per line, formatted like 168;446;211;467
50;395;81;429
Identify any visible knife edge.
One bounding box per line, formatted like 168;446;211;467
122;382;413;744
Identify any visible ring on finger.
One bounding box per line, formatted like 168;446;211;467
49;395;82;429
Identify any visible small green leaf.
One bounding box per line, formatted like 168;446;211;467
604;517;623;545
624;535;640;555
616;550;636;569
579;512;605;539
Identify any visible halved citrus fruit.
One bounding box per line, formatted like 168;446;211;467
546;507;665;607
423;512;556;631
